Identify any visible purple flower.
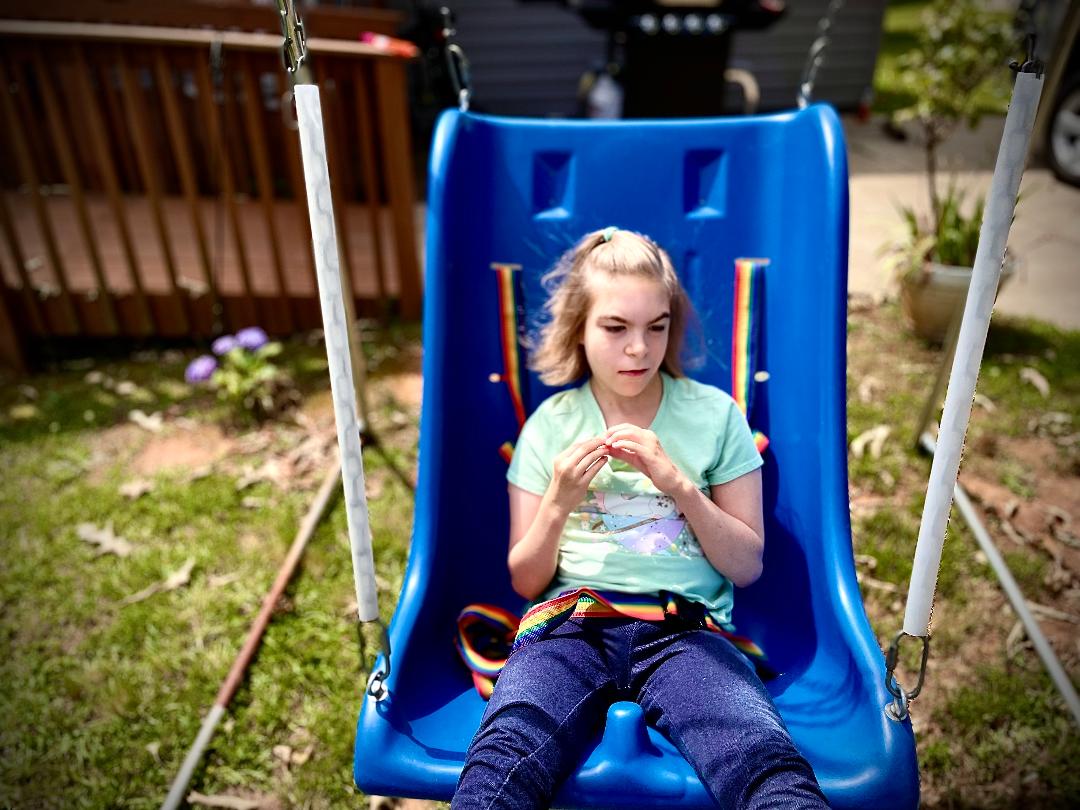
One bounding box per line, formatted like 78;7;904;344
185;354;218;383
235;326;270;351
211;334;239;356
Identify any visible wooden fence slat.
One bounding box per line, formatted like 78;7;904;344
33;47;120;335
116;48;191;335
0;56;83;334
194;52;259;328
95;59;140;193
353;63;389;310
71;44;154;335
374;59;421;318
221;62;253;200
8;47;58;188
152;46;218;330
0;190;47;335
238;53;294;332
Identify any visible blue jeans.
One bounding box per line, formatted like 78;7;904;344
452;617;829;809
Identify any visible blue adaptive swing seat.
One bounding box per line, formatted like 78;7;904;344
354;104;920;809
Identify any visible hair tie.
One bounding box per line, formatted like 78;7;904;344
601;226;617;243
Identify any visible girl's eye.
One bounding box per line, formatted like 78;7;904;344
649;324;668;333
602;325;625;333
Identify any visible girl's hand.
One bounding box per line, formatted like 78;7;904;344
604;424;690;497
547;436;610;512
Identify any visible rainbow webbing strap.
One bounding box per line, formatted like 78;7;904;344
732;258;770;454
492;263;526;433
456;588;770;699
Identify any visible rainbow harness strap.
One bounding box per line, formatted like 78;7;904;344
732;258;770;454
493;263;527;432
456;588;771;700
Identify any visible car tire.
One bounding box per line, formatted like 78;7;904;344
1046;74;1080;187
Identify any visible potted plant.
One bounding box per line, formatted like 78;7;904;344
886;0;1015;342
890;186;1018;342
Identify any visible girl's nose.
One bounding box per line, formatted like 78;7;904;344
625;333;646;356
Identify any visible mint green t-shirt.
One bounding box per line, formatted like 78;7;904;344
507;372;763;628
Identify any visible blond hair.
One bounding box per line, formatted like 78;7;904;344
530;228;690;386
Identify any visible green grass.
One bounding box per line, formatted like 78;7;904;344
0;333;419;808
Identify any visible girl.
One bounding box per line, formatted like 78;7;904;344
453;228;829;809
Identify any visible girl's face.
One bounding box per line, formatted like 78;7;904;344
581;272;671;401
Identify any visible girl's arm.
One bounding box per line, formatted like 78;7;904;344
506;485;566;600
507;437;610;600
671;470;764;587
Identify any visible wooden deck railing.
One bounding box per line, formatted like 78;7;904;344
0;18;421;370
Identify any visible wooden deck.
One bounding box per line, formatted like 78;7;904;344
1;190;425;338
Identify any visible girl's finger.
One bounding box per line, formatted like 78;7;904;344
610;438;648;456
574;446;610;477
605;425;645;441
562;437;606;463
582;454;609;485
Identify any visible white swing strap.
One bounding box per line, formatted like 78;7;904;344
294;83;381;622
889;66;1043;717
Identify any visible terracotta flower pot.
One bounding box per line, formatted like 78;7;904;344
899;254;1016;343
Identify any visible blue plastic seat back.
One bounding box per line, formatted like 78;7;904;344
355;106;919;809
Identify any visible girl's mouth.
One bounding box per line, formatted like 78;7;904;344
619;369;648;377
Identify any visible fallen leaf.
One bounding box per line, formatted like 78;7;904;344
272;744;293;764
1027;601;1080;624
236;459;290;491
972;393;997;412
9;403;40;420
290;745;314;765
186;792;270;810
187;464;214;482
856;376;882;404
1000;519;1028;546
1019;367;1050;397
241;496;268;509
146;741;161;762
119;479;154;499
1046;506;1072;527
850;425;891;459
856;573;899;593
76;522;133;557
17;384;38;399
209;572;242;588
234;432;273;456
854;553;878;569
120;558;195;606
129;409;164;433
1006;620;1030;659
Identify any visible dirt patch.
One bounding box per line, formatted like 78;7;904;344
130;423;235;476
383;372;423;410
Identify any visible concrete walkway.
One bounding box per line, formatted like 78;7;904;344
844;114;1080;330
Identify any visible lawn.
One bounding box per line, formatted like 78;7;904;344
1;303;1078;809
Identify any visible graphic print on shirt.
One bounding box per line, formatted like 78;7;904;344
577;489;705;558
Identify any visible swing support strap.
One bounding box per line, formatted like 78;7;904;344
890;53;1043;716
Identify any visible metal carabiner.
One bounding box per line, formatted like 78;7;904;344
884;630;930;721
447;43;472;112
361;619;392;701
